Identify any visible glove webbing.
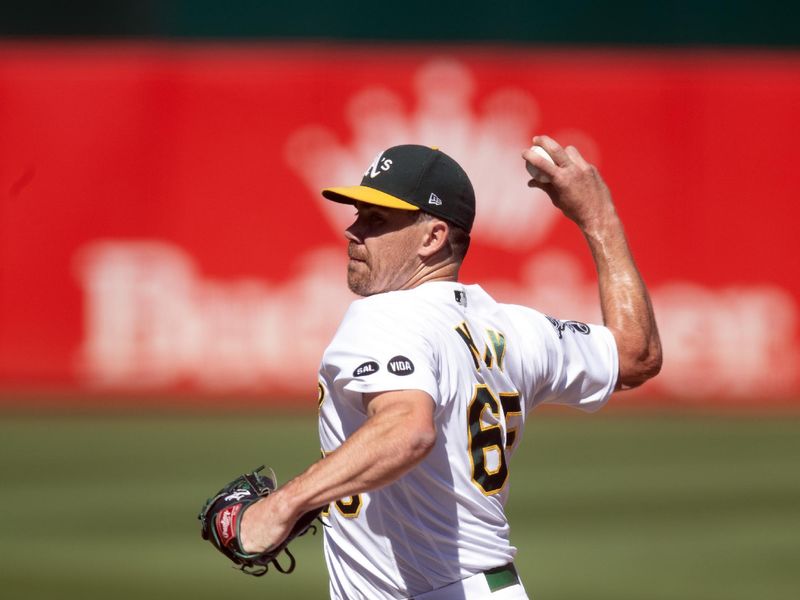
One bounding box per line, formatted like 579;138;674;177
234;466;318;576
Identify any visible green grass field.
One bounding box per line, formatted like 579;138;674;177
1;410;798;600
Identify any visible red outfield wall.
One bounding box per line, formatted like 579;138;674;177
1;44;798;406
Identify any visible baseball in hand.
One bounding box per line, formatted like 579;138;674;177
525;146;555;183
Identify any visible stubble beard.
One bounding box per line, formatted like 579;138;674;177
347;242;378;296
347;262;373;297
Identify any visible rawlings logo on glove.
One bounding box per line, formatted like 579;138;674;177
198;465;322;576
216;503;242;546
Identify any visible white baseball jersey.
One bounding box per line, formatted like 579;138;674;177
318;281;618;599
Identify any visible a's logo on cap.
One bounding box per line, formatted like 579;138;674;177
364;152;393;179
428;193;443;206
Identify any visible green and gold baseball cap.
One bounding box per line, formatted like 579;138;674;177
322;144;476;233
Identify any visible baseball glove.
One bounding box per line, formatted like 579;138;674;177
198;465;322;576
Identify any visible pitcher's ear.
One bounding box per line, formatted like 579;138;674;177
419;218;450;259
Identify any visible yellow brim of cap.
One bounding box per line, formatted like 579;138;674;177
321;186;419;211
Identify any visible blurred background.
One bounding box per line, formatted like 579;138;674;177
1;1;799;599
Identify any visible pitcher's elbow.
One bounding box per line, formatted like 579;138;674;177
617;343;662;390
407;426;437;462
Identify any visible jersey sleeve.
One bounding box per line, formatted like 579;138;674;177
524;310;619;412
323;298;440;402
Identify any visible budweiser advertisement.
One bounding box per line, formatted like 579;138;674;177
1;44;798;406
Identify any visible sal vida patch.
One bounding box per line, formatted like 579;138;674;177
353;361;380;377
388;355;415;376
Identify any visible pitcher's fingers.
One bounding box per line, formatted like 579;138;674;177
565;145;590;168
521;147;558;182
531;135;570;167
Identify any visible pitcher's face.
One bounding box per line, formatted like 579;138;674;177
344;203;426;296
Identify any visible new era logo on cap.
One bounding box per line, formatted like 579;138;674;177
321;144;476;233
